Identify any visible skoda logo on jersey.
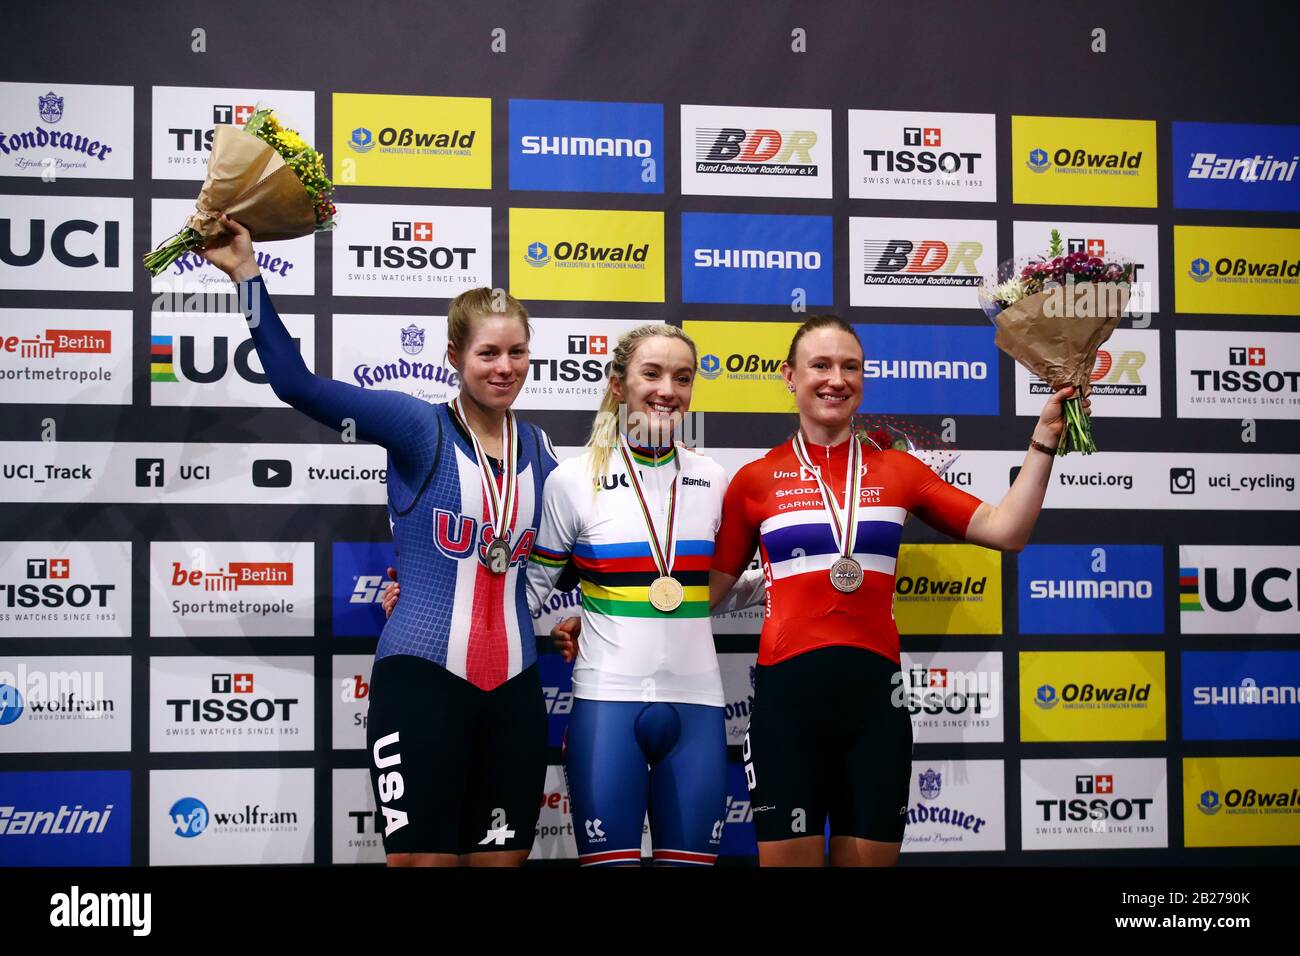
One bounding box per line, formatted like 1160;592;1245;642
1198;790;1221;816
524;241;551;268
698;353;722;381
1027;148;1050;173
1189;257;1212;282
918;768;942;800
0;683;24;725
1035;684;1058;709
400;324;425;356
38;91;65;124
349;127;375;154
169;797;209;838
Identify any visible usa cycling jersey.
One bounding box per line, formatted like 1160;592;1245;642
240;276;556;690
712;436;982;666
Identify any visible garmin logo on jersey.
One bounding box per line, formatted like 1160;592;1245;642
433;509;536;568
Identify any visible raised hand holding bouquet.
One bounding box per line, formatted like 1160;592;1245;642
977;230;1134;455
143;107;335;276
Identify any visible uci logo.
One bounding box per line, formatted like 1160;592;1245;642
1189;257;1211;282
1034;684;1058;709
1026;148;1050;173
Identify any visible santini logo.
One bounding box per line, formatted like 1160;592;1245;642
49;885;150;937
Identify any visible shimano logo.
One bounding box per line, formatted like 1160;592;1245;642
693;248;822;270
863;359;987;380
520;135;652;157
1029;579;1154;600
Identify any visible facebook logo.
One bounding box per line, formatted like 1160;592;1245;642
135;458;164;487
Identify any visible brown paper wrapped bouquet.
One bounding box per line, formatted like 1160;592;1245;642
978;230;1135;455
144;107;335;276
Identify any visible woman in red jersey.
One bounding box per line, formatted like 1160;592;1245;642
710;314;1085;867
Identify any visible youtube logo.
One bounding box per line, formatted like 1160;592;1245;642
252;459;292;488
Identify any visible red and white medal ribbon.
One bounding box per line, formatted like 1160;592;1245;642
451;398;518;574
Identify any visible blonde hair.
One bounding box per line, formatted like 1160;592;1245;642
586;324;697;479
447;287;530;357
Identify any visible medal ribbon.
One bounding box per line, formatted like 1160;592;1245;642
791;432;862;560
450;398;518;544
617;435;680;581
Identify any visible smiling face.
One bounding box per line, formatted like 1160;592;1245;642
448;313;531;413
610;334;696;447
783;326;864;440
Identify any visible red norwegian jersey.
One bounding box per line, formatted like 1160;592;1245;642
713;437;983;666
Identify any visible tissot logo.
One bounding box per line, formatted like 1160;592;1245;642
331;204;491;297
1176;330;1300;418
152;86;314;180
849;110;995;202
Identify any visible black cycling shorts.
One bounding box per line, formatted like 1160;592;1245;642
743;646;913;844
366;654;547;856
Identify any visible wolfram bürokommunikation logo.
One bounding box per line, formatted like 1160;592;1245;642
508;208;664;303
0;308;132;407
680;104;833;199
509;99;664;195
1173;121;1300;212
681;212;833;306
1174;225;1300;315
1019;651;1166;742
848;110;996;202
1183;756;1300;847
1011;115;1158;207
1174;330;1300;419
1178;545;1300;634
332;93;490;189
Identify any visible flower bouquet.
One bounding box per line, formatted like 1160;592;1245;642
144;107;336;276
977;230;1135;455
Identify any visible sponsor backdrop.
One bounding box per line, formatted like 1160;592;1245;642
0;1;1297;868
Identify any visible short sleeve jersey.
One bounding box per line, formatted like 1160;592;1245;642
712;437;983;667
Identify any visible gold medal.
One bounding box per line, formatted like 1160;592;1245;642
648;575;685;613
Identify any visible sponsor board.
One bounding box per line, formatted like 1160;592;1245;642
681;321;799;413
1173;121;1300;212
332;92;490;189
848;110;996;202
1012;115;1158;207
1018;545;1163;634
1183;651;1300;741
148;655;314;752
1011;220;1159;315
150;309;315;408
332;655;372;751
0;194;131;291
0;309;131;406
1175;225;1300;316
898;651;1004;743
332;313;456;406
509;98;664;194
149;767;314;865
149;541;315;637
0;82;132;179
681;212;832;306
1021;758;1168;850
903;760;1006;853
1014;329;1162;419
0;656;130;753
332;767;384;864
531;764;578;861
1179;545;1300;634
854;324;999;415
0;770;130;865
1175;329;1300;419
331;203;491;298
893;544;1002;635
151;86;314;180
149;198;315;296
680;104;833;199
1183;756;1300;847
536;653;574;749
509;207;664;303
516;318;643;410
719;761;756;858
0;541;131;637
1019;651;1166;742
717;652;758;745
332;541;395;638
0;441;389;505
849;217;998;309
